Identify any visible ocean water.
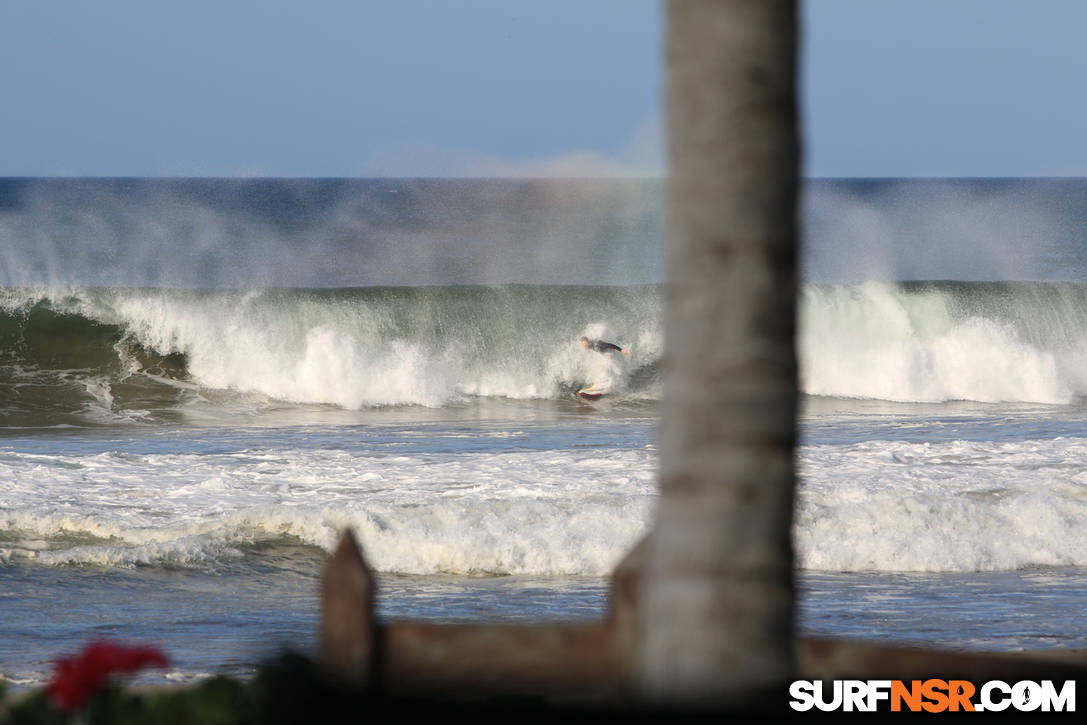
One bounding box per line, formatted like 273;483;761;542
2;177;1087;689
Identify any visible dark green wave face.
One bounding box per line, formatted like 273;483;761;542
0;285;665;427
0;297;191;426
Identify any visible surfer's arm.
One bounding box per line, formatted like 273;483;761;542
592;341;627;354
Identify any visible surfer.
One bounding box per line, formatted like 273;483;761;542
577;336;630;399
579;336;631;355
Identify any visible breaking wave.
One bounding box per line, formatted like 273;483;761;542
0;285;663;426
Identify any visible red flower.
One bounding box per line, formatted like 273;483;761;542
46;640;170;711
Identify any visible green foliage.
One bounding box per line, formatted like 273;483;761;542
4;675;244;725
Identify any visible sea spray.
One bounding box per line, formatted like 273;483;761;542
0;178;665;288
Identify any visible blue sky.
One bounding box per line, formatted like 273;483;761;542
2;0;1084;177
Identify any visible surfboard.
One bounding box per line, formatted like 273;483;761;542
576;390;604;401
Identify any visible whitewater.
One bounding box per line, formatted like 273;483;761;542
0;284;664;417
6;279;1085;416
2;177;1087;688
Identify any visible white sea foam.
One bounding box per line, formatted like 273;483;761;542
799;282;1087;403
0;443;657;576
20;280;1086;411
21;286;663;410
796;436;1087;572
5;425;1087;574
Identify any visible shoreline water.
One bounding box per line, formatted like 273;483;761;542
6;559;1087;691
4;394;1087;688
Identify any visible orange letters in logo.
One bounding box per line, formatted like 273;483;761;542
891;679;976;712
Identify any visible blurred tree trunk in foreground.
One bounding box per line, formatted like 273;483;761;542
639;0;800;705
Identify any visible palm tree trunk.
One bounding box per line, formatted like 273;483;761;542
639;0;800;705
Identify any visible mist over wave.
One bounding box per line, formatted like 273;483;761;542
803;178;1087;283
0;178;664;288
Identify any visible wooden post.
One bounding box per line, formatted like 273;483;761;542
607;534;648;693
317;530;648;702
319;529;376;686
315;534;1087;704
